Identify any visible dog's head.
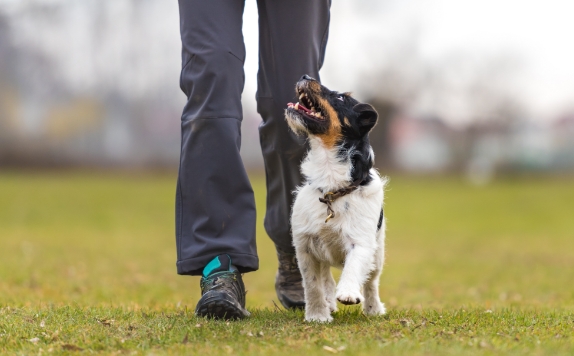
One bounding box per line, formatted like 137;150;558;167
285;75;378;148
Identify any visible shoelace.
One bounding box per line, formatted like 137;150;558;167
201;272;241;295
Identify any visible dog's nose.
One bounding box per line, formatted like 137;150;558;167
300;74;315;81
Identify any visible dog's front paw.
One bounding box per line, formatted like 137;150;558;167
305;312;333;323
336;289;364;305
327;299;338;313
324;292;338;313
364;301;386;316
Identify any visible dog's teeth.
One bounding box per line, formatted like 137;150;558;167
294;103;299;110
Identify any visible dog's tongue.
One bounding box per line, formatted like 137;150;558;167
287;102;311;113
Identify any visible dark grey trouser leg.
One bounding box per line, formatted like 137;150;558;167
256;0;331;253
176;0;258;276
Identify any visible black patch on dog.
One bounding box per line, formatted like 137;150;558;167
335;103;378;185
377;209;384;231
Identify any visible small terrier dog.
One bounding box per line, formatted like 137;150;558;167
285;75;387;322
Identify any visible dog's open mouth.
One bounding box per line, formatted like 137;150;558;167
287;89;324;120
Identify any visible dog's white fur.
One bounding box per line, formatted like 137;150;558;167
290;135;387;322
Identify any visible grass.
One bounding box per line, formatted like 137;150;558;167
0;171;573;354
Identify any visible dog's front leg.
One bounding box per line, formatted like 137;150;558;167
319;262;337;313
296;246;332;323
336;243;374;305
363;266;386;315
363;231;386;315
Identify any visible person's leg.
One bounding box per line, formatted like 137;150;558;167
256;0;331;308
176;0;258;277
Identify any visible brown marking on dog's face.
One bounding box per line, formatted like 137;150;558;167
315;97;341;148
307;80;322;93
343;117;351;127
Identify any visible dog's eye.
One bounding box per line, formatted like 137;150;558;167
337;96;344;102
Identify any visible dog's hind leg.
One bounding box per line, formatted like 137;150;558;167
319;263;337;313
296;246;333;322
363;229;386;316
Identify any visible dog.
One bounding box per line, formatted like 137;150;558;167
285;75;387;322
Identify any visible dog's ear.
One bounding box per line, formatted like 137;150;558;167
353;103;378;135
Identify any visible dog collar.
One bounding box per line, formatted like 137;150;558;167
318;178;363;223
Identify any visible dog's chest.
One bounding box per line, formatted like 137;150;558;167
291;178;383;266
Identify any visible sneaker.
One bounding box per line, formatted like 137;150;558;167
195;255;250;320
275;247;305;309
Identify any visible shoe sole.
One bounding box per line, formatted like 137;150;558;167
195;291;250;320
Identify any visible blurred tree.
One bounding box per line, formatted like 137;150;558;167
359;28;527;174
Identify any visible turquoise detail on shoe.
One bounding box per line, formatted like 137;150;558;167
203;256;222;277
203;254;236;277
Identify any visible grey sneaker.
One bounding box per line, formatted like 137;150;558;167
275;247;305;309
195;255;250;320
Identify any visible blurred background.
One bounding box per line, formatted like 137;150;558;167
1;0;574;311
1;0;574;179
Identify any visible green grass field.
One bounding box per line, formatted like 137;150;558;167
0;172;573;355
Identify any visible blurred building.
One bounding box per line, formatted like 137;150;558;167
377;111;574;178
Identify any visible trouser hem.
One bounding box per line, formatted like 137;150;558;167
177;253;259;276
